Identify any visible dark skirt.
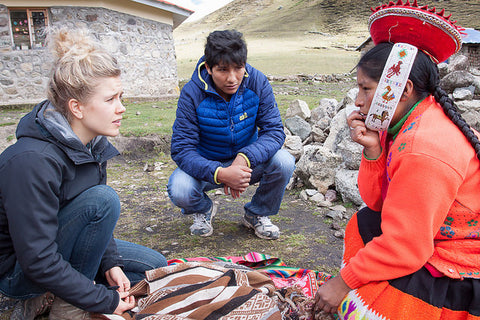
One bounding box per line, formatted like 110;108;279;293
337;207;480;320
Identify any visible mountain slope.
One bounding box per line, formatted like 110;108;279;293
177;0;480;38
173;0;480;78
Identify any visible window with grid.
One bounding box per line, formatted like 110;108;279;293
9;8;49;50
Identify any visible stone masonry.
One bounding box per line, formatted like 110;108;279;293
0;5;179;106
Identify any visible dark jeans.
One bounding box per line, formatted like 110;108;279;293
0;185;167;299
167;149;295;216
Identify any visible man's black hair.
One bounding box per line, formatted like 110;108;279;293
204;30;247;68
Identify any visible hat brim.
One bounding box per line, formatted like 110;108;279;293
369;7;462;63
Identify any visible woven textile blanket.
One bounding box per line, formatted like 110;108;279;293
95;262;282;320
168;252;333;299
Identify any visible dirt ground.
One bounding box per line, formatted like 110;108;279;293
107;153;348;274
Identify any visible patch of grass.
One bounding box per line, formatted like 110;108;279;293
216;220;241;234
6;135;14;142
273;79;355;116
0;122;15;127
247;47;359;77
120;100;177;137
284;233;307;247
343;202;355;208
314;235;328;245
278;202;289;210
317;264;340;276
312;210;323;217
271;215;293;223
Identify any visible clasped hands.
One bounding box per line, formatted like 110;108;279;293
216;154;252;199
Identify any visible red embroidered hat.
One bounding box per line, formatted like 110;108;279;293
368;0;463;63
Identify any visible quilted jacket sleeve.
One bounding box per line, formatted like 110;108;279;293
171;82;223;184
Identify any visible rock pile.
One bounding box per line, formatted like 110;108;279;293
284;54;480;212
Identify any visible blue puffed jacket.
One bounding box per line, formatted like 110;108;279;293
171;56;286;184
0;101;121;313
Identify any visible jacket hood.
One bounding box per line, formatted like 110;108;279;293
16;100;118;164
190;56;214;93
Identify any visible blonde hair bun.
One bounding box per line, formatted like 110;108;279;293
48;27;97;63
45;27;121;121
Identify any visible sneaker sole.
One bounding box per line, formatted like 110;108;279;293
190;204;217;237
191;228;214;237
242;217;280;240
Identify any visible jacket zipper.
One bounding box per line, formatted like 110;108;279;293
228;96;236;146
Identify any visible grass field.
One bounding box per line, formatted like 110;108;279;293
119;77;356;137
173;0;480;80
174;32;363;80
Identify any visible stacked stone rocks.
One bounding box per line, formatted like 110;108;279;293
284;54;480;210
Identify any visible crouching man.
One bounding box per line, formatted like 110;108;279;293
167;30;295;240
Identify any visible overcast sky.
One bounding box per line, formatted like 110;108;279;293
170;0;234;22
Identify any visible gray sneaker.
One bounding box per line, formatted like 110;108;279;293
10;292;55;320
243;213;280;240
190;203;217;237
48;297;90;320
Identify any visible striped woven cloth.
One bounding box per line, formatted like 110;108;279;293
93;253;337;320
168;252;332;298
95;262;282;320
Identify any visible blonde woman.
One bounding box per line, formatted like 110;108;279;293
0;28;167;319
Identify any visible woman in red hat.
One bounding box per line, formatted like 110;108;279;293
314;1;480;319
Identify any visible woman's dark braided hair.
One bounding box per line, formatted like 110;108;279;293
358;42;480;160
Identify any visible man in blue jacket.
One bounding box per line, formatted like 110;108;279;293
168;30;295;240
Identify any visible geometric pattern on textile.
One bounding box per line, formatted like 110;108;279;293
94;254;337;320
167;252;333;297
96;262;281;320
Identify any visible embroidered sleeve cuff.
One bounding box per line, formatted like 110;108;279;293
214;167;222;185
361;148;387;172
238;153;251;168
362;147;383;161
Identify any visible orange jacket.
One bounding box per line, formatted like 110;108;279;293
341;96;480;289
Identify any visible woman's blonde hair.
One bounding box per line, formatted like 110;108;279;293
46;28;121;121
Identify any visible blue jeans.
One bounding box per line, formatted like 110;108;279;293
167;149;295;217
0;185;167;299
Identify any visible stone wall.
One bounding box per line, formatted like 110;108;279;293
0;6;10;49
0;5;179;106
458;45;480;69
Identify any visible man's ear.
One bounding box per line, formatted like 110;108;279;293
401;79;415;101
205;63;212;75
68;98;83;120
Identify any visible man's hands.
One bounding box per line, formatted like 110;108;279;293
217;154;252;199
105;266;135;315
